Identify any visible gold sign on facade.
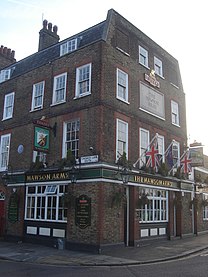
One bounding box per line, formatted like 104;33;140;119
144;72;160;88
134;175;174;187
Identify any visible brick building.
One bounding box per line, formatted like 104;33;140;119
0;9;201;252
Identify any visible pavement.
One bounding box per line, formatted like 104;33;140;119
0;234;208;266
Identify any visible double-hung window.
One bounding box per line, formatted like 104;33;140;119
157;135;165;163
75;63;91;98
60;38;77;56
0;134;11;171
52;73;67;105
140;128;149;167
116;119;128;160
0;69;11;83
3;92;14;120
139;46;148;67
154;57;163;77
31;81;45;111
117;68;128;102
172;141;180;168
171;100;180;126
63;119;80;159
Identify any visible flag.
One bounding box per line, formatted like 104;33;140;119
166;143;174;168
146;142;160;170
180;151;192;174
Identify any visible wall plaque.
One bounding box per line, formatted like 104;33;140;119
140;82;165;119
75;195;91;229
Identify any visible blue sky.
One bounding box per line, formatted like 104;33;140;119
1;0;208;153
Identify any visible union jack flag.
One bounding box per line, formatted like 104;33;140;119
146;142;160;170
180;151;192;174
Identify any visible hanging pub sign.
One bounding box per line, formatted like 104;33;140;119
189;146;204;167
34;126;50;152
75;195;91;229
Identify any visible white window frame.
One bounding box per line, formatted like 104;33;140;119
136;188;168;223
62;119;80;159
157;135;165;163
116;68;129;103
75;63;92;98
154;56;163;77
203;194;208;220
171;100;180;126
25;184;67;222
172;141;180;168
33;151;47;163
60;38;77;56
0;69;11;83
139;46;149;68
116;119;128;160
31;81;45;111
139;128;149;168
0;133;11;171
52;72;67;105
3;92;15;120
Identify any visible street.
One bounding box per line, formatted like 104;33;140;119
1;250;208;277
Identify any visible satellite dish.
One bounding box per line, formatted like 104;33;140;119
17;144;24;154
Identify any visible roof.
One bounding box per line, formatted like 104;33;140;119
1;21;106;80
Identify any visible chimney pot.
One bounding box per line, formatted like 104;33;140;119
11;50;15;59
7;48;11;56
3;47;7;54
53;25;58;34
48;22;52;31
43;19;48;28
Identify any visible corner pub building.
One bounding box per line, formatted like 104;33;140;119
0;9;205;252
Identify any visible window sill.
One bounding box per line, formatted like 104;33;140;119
172;123;180;128
116;97;130;105
2;116;12;121
50;100;66;107
30;107;43;112
73;92;91;99
139;62;150;70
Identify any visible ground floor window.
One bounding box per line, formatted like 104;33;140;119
203;194;208;220
25;184;67;222
136;188;168;223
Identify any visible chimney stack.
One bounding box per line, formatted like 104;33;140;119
38;19;60;51
0;45;16;70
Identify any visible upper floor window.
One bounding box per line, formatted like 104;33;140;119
171;100;179;126
3;92;14;120
60;38;77;56
0;69;11;83
75;63;92;98
140;128;149;167
117;68;128;103
157;135;165;162
0;133;11;171
154;57;163;77
172;141;180;168
62;119;80;159
52;73;67;105
31;81;45;111
116;119;128;160
139;46;148;68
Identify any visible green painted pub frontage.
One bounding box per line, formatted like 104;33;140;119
1;162;203;252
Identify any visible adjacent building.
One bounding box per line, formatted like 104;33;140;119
0;9;206;252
